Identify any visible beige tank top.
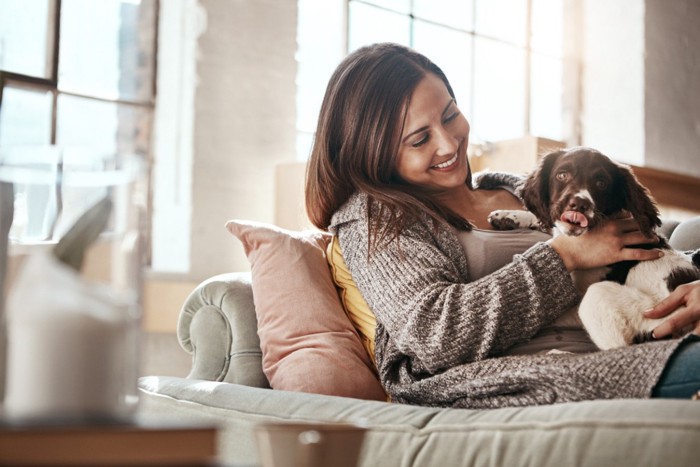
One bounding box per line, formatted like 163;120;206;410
455;226;598;355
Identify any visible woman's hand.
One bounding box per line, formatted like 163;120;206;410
645;280;700;338
547;217;663;271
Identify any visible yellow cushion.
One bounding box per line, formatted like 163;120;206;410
326;236;377;368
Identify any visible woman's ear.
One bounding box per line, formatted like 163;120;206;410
521;150;564;230
617;163;662;236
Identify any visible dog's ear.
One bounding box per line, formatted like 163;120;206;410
616;163;662;236
521;150;564;229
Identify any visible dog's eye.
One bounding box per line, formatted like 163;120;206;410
555;171;570;182
595;179;609;190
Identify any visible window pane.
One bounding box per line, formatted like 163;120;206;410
532;0;564;56
59;0;156;101
297;0;344;134
296;131;315;162
413;20;472;110
472;37;525;141
0;146;140;242
357;0;410;14
0;0;53;78
0;145;62;241
413;0;473;30
297;0;345;160
348;2;410;52
531;53;563;140
0;86;53;146
56;95;151;157
475;0;527;47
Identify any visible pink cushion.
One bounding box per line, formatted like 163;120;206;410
225;220;386;400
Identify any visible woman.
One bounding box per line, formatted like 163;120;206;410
305;43;699;408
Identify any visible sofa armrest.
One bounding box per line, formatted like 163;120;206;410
667;217;700;251
177;272;269;388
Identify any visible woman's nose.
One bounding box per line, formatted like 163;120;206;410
434;126;459;155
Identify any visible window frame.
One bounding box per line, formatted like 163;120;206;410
0;0;159;146
0;0;159;253
345;0;578;145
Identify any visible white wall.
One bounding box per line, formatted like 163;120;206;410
581;0;700;176
581;0;645;165
152;0;199;274
153;0;298;279
644;0;700;177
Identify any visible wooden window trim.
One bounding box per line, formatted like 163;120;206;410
630;164;700;214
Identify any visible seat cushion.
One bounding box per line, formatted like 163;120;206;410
139;376;700;467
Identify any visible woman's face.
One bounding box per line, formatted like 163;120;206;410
395;73;471;192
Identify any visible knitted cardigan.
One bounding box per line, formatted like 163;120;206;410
328;173;683;409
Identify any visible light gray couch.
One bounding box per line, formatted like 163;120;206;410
138;217;700;467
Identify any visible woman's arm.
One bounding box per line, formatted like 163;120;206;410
339;219;578;374
340;215;664;375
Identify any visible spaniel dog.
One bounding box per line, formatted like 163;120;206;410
489;147;700;349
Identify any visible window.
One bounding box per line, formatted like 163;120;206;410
0;0;157;242
297;0;575;159
296;0;346;160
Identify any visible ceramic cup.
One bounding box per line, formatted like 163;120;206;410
254;422;367;467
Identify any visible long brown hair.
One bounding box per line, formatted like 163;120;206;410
305;43;472;251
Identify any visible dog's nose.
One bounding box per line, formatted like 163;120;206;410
568;196;591;212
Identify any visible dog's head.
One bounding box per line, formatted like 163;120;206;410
521;147;661;236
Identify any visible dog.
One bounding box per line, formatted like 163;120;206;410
489;146;700;349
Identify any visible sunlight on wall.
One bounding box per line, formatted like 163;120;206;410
151;0;203;273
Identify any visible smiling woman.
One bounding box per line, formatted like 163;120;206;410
304;42;698;410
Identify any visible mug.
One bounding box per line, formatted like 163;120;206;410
254;422;367;467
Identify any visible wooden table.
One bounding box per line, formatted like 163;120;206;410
0;421;218;466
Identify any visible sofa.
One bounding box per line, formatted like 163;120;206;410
137;215;700;467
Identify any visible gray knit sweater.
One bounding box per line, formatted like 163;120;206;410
328;173;683;409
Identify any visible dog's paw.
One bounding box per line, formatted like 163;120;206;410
488;210;519;230
488;210;540;231
632;330;654;344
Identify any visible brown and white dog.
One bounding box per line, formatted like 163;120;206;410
489;147;700;349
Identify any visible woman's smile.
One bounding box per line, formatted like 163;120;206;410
431;153;459;170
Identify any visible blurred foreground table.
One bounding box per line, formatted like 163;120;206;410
0;420;218;466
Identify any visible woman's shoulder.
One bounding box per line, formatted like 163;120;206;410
328;191;448;242
328;191;431;235
328;191;368;233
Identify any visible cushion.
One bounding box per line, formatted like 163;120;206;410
139;375;700;467
225;220;386;401
326;236;377;367
668;217;700;251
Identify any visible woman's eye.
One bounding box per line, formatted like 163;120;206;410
411;134;429;148
444;111;459;123
555;171;570;182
